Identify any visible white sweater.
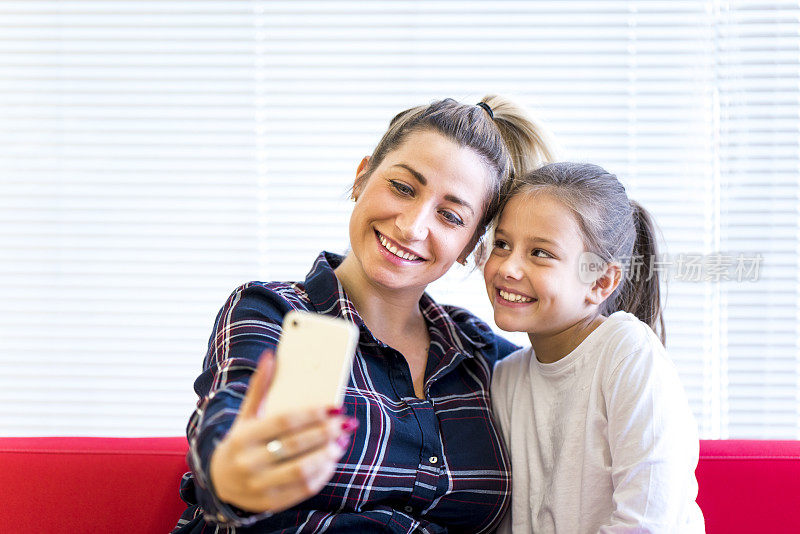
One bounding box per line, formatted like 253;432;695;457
491;312;705;534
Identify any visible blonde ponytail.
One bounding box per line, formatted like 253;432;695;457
480;94;558;177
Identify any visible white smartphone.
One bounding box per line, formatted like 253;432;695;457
258;310;359;418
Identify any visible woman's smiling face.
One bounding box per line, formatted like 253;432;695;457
345;129;491;295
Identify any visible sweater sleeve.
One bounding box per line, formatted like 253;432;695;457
489;356;517;447
597;325;701;534
181;283;297;527
489;353;521;534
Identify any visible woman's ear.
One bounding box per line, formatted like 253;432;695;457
352;156;370;200
586;262;622;305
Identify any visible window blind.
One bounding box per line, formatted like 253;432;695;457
0;1;264;435
714;3;800;437
1;0;797;439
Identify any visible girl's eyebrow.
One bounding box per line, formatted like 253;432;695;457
531;237;561;248
495;227;563;251
391;163;475;216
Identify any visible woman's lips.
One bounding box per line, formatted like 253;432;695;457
375;230;425;262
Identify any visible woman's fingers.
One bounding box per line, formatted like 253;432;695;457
239;349;276;419
265;451;343;513
220;438;347;514
248;439;347;500
212;348;356;513
238;405;347;445
210;409;356;513
239;415;353;469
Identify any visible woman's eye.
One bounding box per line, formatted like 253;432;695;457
389;180;413;196
532;248;552;259
440;210;464;226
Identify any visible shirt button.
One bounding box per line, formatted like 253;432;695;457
404;505;414;513
429;456;438;464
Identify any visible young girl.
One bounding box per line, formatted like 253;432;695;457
486;162;705;533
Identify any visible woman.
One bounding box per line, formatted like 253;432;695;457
173;96;555;533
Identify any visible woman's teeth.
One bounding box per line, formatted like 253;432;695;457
499;289;533;303
379;234;420;261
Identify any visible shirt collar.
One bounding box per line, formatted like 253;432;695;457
303;251;365;327
303;251;487;355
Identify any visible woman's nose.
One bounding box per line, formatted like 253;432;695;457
396;205;430;242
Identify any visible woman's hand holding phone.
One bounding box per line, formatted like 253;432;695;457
209;350;358;514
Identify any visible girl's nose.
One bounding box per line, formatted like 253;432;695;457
498;254;524;280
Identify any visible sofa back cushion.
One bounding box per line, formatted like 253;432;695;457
0;436;188;533
2;437;799;533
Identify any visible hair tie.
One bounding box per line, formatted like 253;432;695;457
476;102;494;119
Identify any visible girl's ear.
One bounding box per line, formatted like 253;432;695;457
586;262;622;305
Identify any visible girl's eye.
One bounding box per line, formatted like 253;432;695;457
440;210;464;227
532;248;552;259
493;239;510;251
389;180;413;196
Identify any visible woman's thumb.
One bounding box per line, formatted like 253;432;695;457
239;349;275;419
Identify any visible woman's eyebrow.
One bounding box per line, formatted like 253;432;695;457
391;163;475;216
392;163;427;185
446;194;475;215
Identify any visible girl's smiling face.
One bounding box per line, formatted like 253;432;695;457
483;191;606;361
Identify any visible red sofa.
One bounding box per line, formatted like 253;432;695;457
0;437;798;533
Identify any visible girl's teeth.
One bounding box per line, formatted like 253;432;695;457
499;289;533;303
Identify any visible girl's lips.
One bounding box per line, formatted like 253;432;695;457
374;230;426;262
494;287;537;307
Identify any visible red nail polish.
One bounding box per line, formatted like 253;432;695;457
336;435;351;448
341;417;359;432
327;407;345;416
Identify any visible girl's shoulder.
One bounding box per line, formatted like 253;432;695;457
592;311;663;353
492;346;533;385
439;304;520;361
593;311;677;387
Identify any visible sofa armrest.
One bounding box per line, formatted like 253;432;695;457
0;436;189;533
698;439;800;534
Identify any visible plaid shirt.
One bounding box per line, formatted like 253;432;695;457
174;252;517;533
